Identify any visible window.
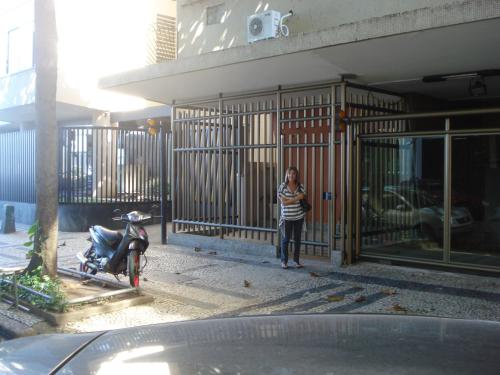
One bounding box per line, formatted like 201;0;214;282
6;24;33;74
206;3;225;25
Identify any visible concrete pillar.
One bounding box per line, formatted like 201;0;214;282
1;205;16;234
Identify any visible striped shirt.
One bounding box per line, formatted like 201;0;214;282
278;182;306;221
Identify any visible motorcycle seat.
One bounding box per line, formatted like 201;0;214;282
94;226;123;247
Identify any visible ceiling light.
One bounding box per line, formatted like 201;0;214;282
422;69;500;83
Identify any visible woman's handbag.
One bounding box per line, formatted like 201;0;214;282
299;199;312;213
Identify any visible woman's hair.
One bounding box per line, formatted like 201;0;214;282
284;166;300;185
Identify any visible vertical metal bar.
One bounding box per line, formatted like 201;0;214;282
135;128;139;203
219;98;224;238
269;100;274;243
355;131;362;259
187;118;192;232
276;89;282;254
224;103;230;236
263;101;268;241
243;103;248;238
444;118;451;263
330;86;336;258
104;129;111;203
237;103;242;237
256;101;261;239
98;129;103;202
161;124;168;244
249;102;254;239
195;109;200;232
172;105;177;233
232;104;237;237
202;107;207;234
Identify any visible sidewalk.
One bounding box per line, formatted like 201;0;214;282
1;224;500;336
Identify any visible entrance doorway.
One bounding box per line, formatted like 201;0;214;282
356;112;500;271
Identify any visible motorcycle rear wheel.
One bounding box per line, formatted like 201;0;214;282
128;250;140;287
80;247;97;277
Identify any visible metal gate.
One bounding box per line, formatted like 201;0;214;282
172;82;405;260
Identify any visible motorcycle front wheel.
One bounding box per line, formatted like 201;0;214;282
128;250;140;287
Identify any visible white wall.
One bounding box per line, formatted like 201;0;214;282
55;0;177;112
177;0;469;58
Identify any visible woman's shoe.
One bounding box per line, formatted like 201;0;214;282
281;262;288;269
294;262;304;269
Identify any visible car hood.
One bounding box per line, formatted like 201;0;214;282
425;206;470;218
3;314;499;374
0;331;102;374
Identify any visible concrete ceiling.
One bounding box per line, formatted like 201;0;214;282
102;17;500;103
0;102;98;125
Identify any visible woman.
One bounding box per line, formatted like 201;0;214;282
278;166;306;269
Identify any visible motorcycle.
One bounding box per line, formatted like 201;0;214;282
76;210;151;287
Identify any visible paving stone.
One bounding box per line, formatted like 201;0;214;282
1;224;500;338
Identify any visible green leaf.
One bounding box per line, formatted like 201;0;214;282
24;241;33;248
28;224;38;236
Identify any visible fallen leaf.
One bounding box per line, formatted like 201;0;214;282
390;304;408;313
58;241;66;247
383;289;397;295
327;294;344;302
309;272;320;278
261;261;270;264
194;247;201;252
143;277;148;282
208;251;217;255
355;295;367;303
175;272;181;275
244;280;251;288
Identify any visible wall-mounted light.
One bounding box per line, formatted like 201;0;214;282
469;77;487;97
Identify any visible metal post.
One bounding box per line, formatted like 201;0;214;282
355;130;362;259
328;85;336;260
13;273;18;308
171;103;177;233
339;83;347;263
160;123;168;245
346;107;354;265
276;88;282;257
219;96;224;239
444;118;451;263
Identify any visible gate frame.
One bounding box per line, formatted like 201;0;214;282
170;80;405;263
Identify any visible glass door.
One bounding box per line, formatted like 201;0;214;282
450;134;500;268
360;136;445;262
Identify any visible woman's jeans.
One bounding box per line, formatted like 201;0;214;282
280;218;304;264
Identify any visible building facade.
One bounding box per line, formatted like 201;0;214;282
0;0;176;228
104;0;500;272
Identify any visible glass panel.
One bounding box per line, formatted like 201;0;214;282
360;137;444;261
451;135;500;268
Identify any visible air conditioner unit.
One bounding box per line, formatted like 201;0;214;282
247;10;281;44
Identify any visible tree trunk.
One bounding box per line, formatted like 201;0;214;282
28;0;59;277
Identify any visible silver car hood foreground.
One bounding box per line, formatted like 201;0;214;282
2;314;500;374
0;331;102;374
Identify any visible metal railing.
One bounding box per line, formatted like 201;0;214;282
58;126;171;204
172;82;405;258
0;129;36;203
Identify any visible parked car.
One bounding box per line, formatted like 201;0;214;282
1;314;500;374
362;186;473;241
